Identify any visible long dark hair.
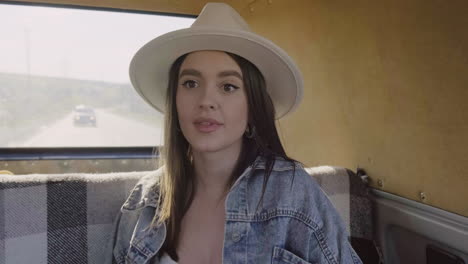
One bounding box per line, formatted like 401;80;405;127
155;51;297;261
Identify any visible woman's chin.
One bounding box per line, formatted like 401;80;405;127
189;137;243;155
190;143;225;154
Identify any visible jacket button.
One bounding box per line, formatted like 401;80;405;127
232;232;241;242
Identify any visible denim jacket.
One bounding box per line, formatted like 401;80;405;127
107;156;362;264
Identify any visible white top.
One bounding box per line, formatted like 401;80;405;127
159;253;178;264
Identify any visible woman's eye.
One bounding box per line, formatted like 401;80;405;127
181;80;198;89
223;84;239;93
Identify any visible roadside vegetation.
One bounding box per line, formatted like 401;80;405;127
0;72;161;147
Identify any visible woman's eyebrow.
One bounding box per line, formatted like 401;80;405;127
179;69;201;78
218;70;243;80
179;69;242;80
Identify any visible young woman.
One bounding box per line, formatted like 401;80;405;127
109;3;362;264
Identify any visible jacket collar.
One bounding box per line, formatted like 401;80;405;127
121;167;162;211
121;155;297;212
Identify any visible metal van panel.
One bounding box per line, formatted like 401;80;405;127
373;189;468;264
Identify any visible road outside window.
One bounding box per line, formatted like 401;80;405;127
0;4;194;147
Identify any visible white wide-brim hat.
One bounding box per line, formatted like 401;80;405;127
129;2;303;119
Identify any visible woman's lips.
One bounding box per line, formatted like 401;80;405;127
194;121;222;133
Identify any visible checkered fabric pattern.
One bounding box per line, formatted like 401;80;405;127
306;166;381;263
0;167;380;264
0;172;143;264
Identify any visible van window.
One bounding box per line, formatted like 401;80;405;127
0;3;195;148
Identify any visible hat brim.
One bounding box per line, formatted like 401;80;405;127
129;28;303;119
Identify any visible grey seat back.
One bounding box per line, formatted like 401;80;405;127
0;171;144;264
306;166;381;263
1;166;380;264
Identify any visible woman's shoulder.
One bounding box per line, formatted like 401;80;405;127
121;167;163;212
248;157;340;223
251;155;309;181
251;155;303;172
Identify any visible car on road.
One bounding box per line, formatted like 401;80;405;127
73;105;96;126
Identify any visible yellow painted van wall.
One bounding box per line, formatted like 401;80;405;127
241;0;468;217
15;0;468;216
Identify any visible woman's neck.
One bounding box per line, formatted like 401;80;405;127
191;143;241;201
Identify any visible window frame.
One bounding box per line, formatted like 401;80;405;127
0;1;195;160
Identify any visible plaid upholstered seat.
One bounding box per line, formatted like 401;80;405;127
0;171;143;264
0;167;380;264
306;166;381;263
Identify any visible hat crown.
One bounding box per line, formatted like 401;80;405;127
129;2;303;119
191;3;251;31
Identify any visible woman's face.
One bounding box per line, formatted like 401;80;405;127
176;50;248;154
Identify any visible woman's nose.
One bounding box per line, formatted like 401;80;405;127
200;104;216;110
198;86;219;110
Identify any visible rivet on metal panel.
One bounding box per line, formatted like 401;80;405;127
377;179;384;188
419;192;427;202
31;161;36;166
63;161;68;166
4;162;8;167
121;160;128;165
93;161;99;166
